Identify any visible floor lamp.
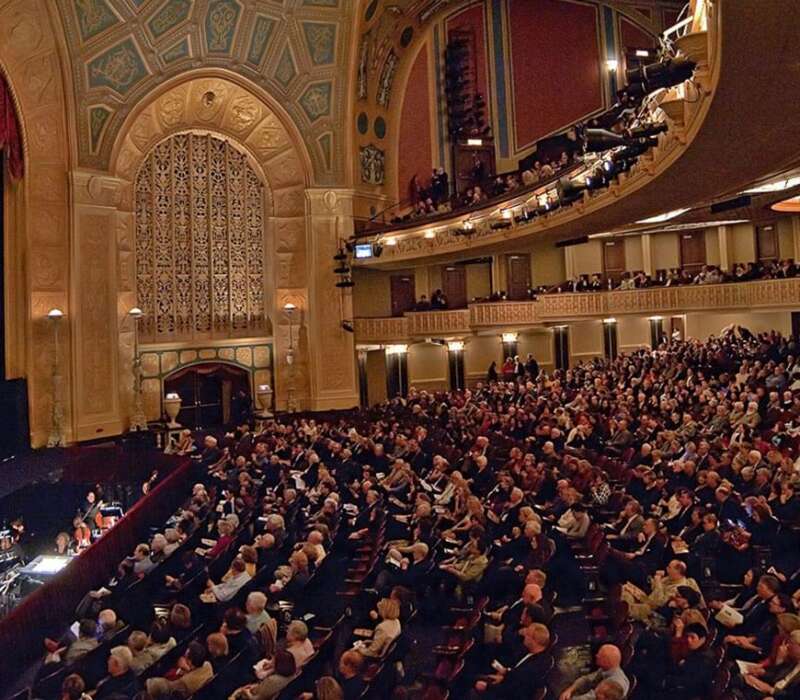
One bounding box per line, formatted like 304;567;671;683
47;308;64;447
128;307;148;431
284;302;297;412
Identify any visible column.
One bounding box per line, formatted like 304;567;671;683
564;246;576;280
305;189;360;410
718;224;733;271
69;171;124;440
641;234;654;277
491;254;508;294
792;217;800;262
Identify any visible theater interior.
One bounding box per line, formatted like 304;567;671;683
2;1;800;699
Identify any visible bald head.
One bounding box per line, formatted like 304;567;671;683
522;583;542;606
596;644;622;670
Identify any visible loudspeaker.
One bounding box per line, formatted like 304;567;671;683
0;378;30;458
710;195;751;213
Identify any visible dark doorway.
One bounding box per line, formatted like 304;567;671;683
164;363;251;430
756;223;778;262
679;231;706;273
602;240;626;282
507;254;531;300
441;265;467;308
1;152;5;379
390;274;416;316
553;326;569;370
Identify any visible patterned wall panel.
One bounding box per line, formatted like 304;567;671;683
135;132;267;342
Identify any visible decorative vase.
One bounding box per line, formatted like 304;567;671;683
256;384;273;416
164;393;182;428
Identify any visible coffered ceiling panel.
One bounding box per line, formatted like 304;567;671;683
55;0;354;183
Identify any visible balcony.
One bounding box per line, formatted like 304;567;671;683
352;1;800;267
354;278;800;343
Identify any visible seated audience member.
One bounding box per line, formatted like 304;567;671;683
558;644;629;700
60;673;92;700
353;597;401;658
473;622;552;698
166;640;213;698
94;646;138;700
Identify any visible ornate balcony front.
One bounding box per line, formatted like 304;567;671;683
354;278;800;343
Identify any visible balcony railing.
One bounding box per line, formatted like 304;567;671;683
354;278;800;343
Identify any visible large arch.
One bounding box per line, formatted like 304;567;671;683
87;71;359;427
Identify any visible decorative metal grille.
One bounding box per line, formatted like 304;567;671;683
135;133;266;342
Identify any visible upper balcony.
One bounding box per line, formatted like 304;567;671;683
352;0;800;268
353;277;800;343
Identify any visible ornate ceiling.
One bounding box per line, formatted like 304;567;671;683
54;0;355;183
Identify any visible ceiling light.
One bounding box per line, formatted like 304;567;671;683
636;208;690;224
771;195;800;213
424;230;436;239
743;176;800;194
635;49;651;58
447;340;465;352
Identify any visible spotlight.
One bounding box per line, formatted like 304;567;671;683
556;177;587;203
624;56;695;92
334;265;350;274
341;320;354;333
628;122;668;139
584;128;630;152
373;242;383;258
333;248;347;261
335;278;355;288
602;160;616;176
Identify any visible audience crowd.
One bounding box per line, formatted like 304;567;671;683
19;325;800;700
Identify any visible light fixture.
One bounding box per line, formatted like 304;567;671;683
606;59;619;71
283;302;297;312
648;315;663;321
48;308;64;320
447;340;465;352
636;208;690;224
466;138;483;146
128;306;144;319
500;208;513;220
553;325;568;330
772;195;800;213
385;344;408;355
743;175;800;194
424;230;436;239
463;220;474;231
385;237;397;246
635;49;651;58
603;317;617;324
501;332;518;343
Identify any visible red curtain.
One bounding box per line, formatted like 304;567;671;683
0;73;24;179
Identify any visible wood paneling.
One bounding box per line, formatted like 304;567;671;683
442;265;468;308
390;274;416;317
507;253;531;300
679;231;706;271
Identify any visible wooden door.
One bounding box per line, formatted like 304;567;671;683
506;254;531;300
602;239;626;280
679;231;706;272
441;265;468;308
756;223;778;262
390;274;416;316
164;363;250;430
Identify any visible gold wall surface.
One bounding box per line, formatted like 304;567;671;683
1;2;361;446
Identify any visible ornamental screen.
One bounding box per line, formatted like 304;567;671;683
135;132;267;342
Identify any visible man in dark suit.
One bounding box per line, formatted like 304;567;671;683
663;623;715;698
473;622;551;699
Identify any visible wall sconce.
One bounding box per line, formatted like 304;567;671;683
501;332;518;343
603;317;617;324
385;344;408;355
424;230;436;239
606;59;619;71
385;237;398;246
447;340;465;352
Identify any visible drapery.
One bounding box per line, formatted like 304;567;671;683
0;74;23;179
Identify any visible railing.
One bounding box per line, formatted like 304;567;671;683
354;278;800;342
